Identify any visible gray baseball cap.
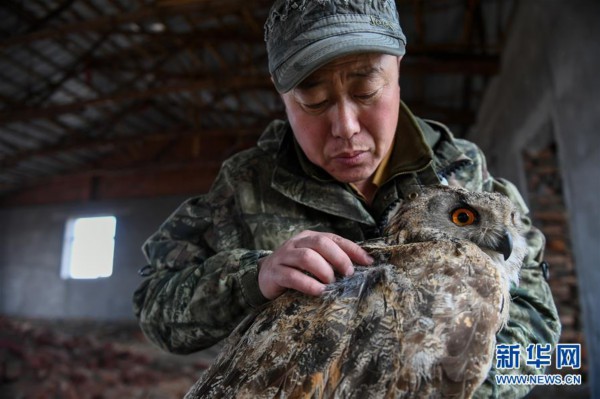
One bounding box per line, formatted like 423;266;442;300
264;0;407;93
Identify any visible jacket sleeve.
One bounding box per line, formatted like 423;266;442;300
133;160;270;354
452;140;562;398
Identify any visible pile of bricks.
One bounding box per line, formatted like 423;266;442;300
0;316;209;398
523;143;587;379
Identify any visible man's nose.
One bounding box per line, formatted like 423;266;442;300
331;100;360;139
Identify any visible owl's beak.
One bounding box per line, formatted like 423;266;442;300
495;230;513;261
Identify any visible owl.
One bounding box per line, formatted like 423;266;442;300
185;185;528;399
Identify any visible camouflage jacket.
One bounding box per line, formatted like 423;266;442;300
133;103;560;398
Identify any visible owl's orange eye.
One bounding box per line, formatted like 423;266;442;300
451;208;477;226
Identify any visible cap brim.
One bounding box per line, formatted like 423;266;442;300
272;32;406;93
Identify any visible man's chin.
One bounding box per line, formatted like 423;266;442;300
329;171;373;186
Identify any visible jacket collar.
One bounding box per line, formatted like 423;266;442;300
381;101;435;183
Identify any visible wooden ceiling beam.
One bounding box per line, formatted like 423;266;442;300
4;2;133;136
87;52;496;80
0;74;272;124
112;27;262;42
19;34;108;107
0;0;270;49
3;0;76;31
0;124;268;170
0;159;223;206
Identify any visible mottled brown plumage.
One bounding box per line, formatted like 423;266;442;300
185;185;527;399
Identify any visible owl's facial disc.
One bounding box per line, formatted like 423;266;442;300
484;229;513;261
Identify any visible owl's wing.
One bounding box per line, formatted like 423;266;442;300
185;266;407;399
386;241;507;398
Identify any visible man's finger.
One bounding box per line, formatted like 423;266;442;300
285;247;336;284
279;266;326;297
326;233;375;266
294;234;354;277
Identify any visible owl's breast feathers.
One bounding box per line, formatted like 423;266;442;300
188;238;510;399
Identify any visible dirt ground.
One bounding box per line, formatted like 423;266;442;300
0;316;220;399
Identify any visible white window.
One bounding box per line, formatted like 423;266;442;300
61;216;117;279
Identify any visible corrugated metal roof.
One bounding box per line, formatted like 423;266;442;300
0;0;514;204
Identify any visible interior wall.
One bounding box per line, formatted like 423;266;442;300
0;196;187;321
469;0;600;395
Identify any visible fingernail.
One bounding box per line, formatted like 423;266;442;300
366;255;375;264
317;285;327;296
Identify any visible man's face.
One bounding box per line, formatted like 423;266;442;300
281;53;401;192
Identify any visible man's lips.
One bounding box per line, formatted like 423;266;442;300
331;150;369;165
332;148;369;158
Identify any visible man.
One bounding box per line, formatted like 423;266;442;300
134;0;560;397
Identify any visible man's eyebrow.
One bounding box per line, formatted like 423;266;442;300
296;65;383;90
296;78;323;90
349;66;383;78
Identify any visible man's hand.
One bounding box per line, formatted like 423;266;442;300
257;230;374;300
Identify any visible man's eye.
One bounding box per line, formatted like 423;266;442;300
356;92;375;99
303;100;328;110
355;90;379;101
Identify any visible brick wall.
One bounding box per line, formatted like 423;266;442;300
523;143;587;380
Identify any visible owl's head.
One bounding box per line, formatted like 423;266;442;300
385;185;527;287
